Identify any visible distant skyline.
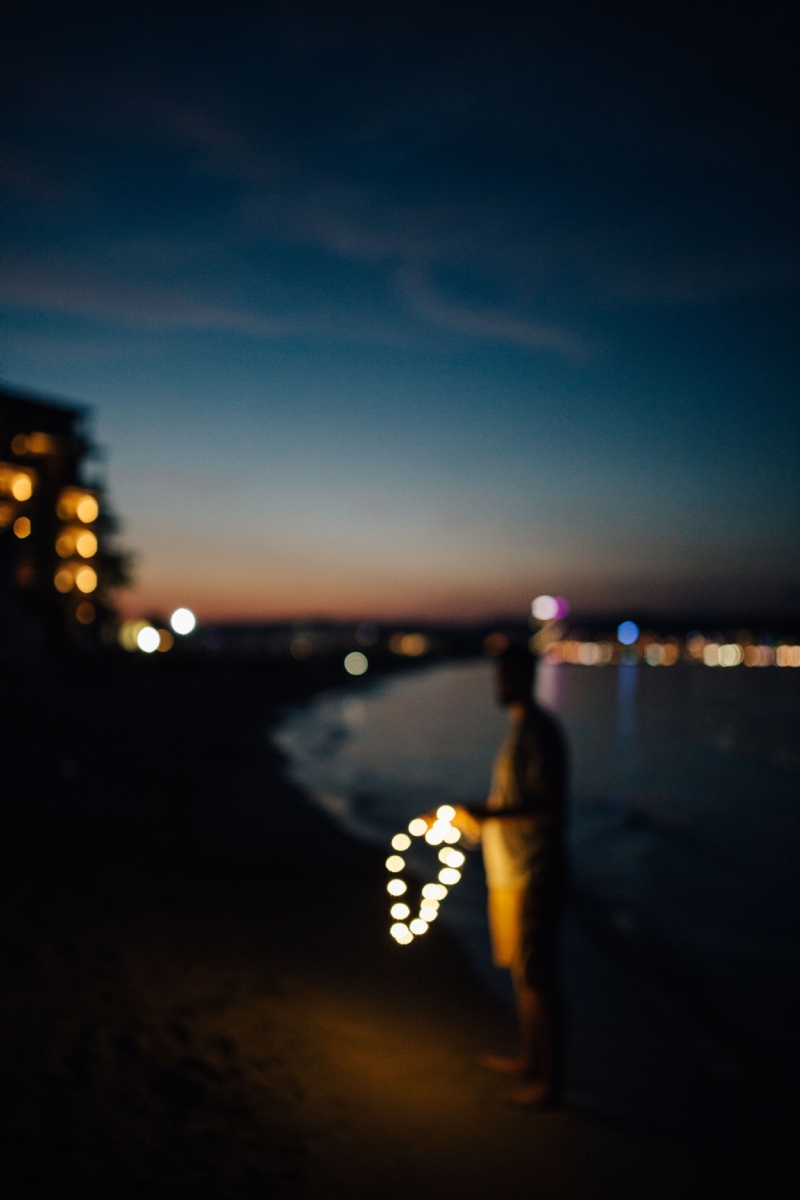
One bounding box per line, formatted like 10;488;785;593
4;1;799;620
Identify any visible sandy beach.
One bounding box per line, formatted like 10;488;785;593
0;657;788;1199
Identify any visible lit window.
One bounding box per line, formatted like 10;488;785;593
76;496;99;523
75;566;97;594
75;531;97;558
11;475;32;501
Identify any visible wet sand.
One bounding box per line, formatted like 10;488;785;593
0;659;786;1198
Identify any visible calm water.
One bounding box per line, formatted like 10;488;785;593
274;659;800;1073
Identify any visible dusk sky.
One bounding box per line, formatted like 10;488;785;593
4;1;799;621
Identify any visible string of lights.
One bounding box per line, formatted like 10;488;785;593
386;805;467;945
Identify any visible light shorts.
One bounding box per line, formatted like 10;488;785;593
487;866;565;988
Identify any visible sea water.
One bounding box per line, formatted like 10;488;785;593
274;658;800;1078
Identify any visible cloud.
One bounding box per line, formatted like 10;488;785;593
2;259;410;347
398;267;586;357
4;272;299;337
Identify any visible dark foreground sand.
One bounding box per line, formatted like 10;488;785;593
0;660;788;1199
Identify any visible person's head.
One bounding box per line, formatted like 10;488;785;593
494;646;536;709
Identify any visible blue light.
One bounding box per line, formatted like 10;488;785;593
617;620;639;645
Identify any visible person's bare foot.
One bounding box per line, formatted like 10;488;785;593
478;1055;532;1075
507;1081;554;1108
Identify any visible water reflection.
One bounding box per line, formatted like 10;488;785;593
616;663;638;741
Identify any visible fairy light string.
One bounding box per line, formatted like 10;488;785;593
386;805;467;944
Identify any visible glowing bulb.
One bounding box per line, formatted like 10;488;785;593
11;475;32;501
75;566;97;594
391;833;411;851
344;651;368;675
443;825;461;843
390;903;410;920
422;883;447;901
409;919;428;935
419;904;438;921
387;878;407;896
408;818;427;837
385;855;405;872
137;625;160;653
170;607;196;635
436;805;456;822
76;496;99;523
438;867;461;886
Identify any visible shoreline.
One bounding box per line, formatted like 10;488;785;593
0;658;788;1198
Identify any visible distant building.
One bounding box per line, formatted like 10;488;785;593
0;386;127;660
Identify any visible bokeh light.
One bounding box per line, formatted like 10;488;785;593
719;643;744;667
76;496;99;523
75;531;97;558
617;621;639;645
13;516;31;538
419;904;439;921
11;474;33;501
439;867;461;885
385;855;405;872
390;903;410;920
137;625;160;653
443;825;461;843
409;918;429;935
170;607;196;635
703;643;720;666
344;651;368;675
391;833;411;851
436;805;456;822
54;568;73;593
439;848;465;868
532;595;559;621
157;629;174;652
422;883;447;901
387;878;407;896
483;632;509;656
390;922;413;944
408;818;428;837
425;826;444;845
75;566;97;594
118;619;148;651
75;602;95;625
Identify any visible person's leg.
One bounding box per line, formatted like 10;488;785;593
478;970;549;1077
506;972;560;1106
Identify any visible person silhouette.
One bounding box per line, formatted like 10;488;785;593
450;645;569;1107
